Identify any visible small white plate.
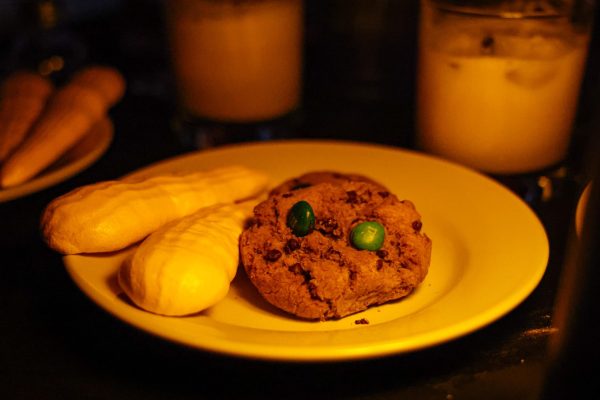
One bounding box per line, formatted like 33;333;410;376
64;140;549;362
0;117;113;203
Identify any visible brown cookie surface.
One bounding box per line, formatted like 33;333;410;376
240;180;432;320
269;171;388;196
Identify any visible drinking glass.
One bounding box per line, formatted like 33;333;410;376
416;0;594;199
164;0;304;148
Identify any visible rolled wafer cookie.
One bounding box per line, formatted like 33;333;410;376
41;165;269;254
118;201;255;316
0;66;125;188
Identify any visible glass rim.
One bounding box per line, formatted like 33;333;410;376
425;0;573;20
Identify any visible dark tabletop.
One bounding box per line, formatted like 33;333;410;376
1;1;599;399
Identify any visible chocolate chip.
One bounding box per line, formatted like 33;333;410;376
376;249;388;259
243;218;256;230
307;281;320;300
376;259;384;270
326;246;343;262
321;217;338;230
284;238;300;254
355;318;369;325
264;249;282;262
395;242;405;256
346;190;358;204
412;220;422;232
288;262;303;274
288;263;312;282
481;35;495;54
304;246;317;254
378;191;390;198
317;217;339;237
291;182;311;191
349;270;357;281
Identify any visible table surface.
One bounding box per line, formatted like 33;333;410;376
1;2;598;399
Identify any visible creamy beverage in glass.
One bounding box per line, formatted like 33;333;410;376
416;0;591;175
166;0;303;123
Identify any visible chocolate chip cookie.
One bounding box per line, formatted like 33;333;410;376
240;179;432;320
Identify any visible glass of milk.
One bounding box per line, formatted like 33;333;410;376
165;0;303;147
416;0;593;176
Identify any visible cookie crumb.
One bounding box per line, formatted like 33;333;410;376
355;318;369;325
264;249;282;262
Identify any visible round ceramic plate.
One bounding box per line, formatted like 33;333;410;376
63;140;549;362
0;117;113;203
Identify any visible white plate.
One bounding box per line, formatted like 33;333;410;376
0;117;113;203
64;140;549;362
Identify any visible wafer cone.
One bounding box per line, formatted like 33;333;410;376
69;65;126;107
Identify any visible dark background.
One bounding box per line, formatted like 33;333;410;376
1;1;599;399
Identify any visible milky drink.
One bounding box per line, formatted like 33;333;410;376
417;14;589;174
166;0;303;122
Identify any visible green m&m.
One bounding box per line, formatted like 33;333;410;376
287;200;315;237
351;221;385;251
